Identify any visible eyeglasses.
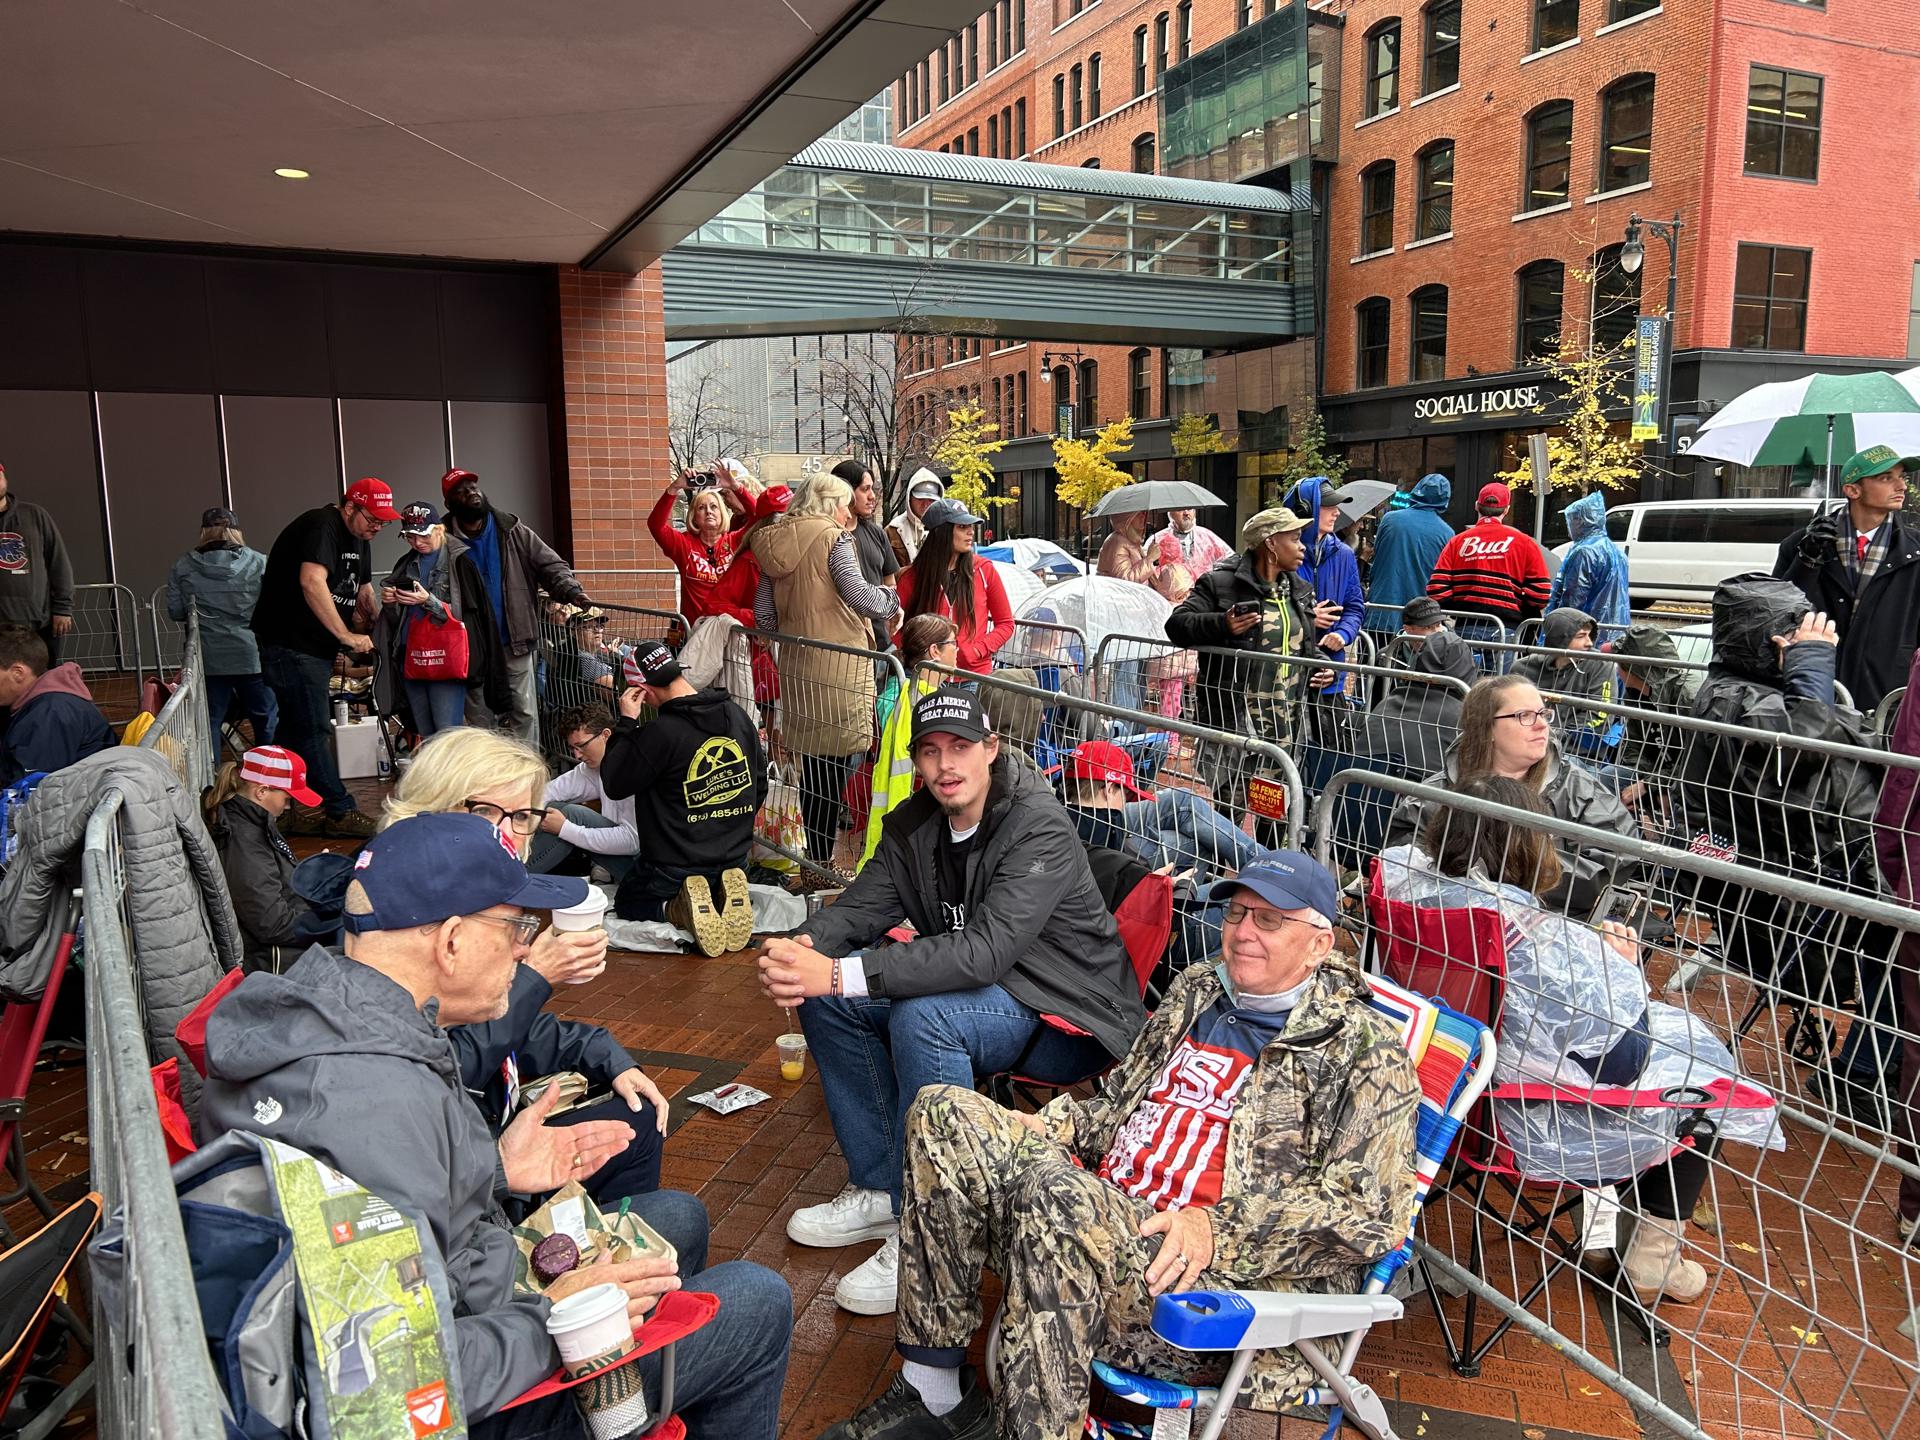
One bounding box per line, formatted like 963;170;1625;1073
462;799;551;835
461;912;543;946
1222;902;1328;935
565;731;609;758
1492;707;1557;729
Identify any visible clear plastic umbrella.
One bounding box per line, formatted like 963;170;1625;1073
1011;574;1172;668
988;559;1045;616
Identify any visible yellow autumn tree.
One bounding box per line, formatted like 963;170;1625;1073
1170;412;1230;459
930;403;1013;514
1053;415;1136;512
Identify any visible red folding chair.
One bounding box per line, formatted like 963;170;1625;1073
0;929;78;1246
0;1192;99;1437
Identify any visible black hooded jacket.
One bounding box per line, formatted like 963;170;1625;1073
1165;551;1317;736
599;685;768;876
1676;574;1881;884
1360;628;1477;776
1775;504;1920;710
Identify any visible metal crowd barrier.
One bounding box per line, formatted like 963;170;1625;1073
1312;771;1920;1440
531;597;688;765
1877;686;1908;747
1358;600;1512;646
994;619;1090;680
62;583;146;723
81;794;227;1440
137;604;215;796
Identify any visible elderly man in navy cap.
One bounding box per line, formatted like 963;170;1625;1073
816;849;1420;1440
199;812;792;1440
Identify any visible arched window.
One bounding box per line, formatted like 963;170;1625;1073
1523;100;1574;211
1134;25;1148;96
1423;1;1461;95
1177;1;1193;62
1360;161;1396;255
1132;132;1157;173
1599;74;1655;192
1078;359;1100;430
1070;63;1084;129
1154;13;1170;80
1411;285;1448;381
1415;140;1454;239
1053;74;1066;137
1088;52;1102;117
1130;348;1154;418
1016;369;1029;434
1516;260;1566;363
1357;298;1391;388
1082;157;1101;168
1591;244;1642;350
1365;20;1401;117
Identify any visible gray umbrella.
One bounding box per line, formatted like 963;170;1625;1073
1088;480;1228;517
1335;479;1397;529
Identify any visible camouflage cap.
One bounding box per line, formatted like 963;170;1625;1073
1241;506;1308;549
1839;445;1918;487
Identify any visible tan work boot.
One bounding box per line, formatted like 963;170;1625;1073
667;876;727;957
717;867;755;952
1620;1213;1708;1304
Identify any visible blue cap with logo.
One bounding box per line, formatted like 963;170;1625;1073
341;812;587;934
1201;849;1340;926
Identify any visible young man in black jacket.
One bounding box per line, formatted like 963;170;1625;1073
598;640;768;951
758;686;1146;1317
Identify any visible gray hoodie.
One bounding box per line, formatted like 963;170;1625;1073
198;944;555;1419
0;495;74;630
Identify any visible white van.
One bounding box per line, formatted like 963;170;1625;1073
1553;498;1822;604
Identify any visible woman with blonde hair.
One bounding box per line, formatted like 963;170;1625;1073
203;745;333;973
748;473;899;872
648;459;766;625
166;505;271;758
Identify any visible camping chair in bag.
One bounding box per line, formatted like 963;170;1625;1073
0;929;78;1247
1364;863;1772;1371
0;1193;99;1440
994;974;1494;1440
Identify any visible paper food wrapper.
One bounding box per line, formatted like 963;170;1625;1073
511;1182;677;1295
516;1070;599;1117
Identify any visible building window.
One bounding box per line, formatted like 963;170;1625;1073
1415;140;1453;239
1078;359;1099;430
1609;0;1660;20
1155;13;1169;79
968;25;980;86
988;114;999;156
1308;55;1323;144
1177;2;1193;62
968;126;980;155
1130;348;1153;417
1132;132;1157;173
1070;63;1084;129
919;62;930;117
1732;243;1811;351
1523;100;1574;210
954;132;966;154
1053;74;1066;137
1089;53;1102;118
1600;75;1654;191
1357;298;1391;389
1016;369;1029;433
1082;157;1101;168
1744;65;1822;181
987;7;999;70
1910;264;1920;359
1134;25;1148;95
1016;98;1028;153
1360;162;1395;255
1592;244;1641;350
1532;0;1579;52
1237;0;1252;28
1012;0;1026;56
1411;286;1448;381
1423;1;1460;94
1516;259;1566;362
1365;21;1401;117
938;47;950;105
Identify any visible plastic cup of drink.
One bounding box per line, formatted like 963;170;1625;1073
776;1033;807;1082
551;890;610;935
545;1282;648;1439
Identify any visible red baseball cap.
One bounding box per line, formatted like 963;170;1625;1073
1051;739;1152;799
441;468;478;498
1477;483;1511;508
343;477;400;521
239;746;323;807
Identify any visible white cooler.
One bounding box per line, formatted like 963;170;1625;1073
332;718;387;780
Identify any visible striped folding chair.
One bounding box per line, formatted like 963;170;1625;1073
1084;975;1497;1440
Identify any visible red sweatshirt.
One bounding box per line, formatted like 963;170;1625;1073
647;489;759;625
896;557;1015;674
1427;518;1551;625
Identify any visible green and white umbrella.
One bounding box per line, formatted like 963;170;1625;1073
1687;371;1920;487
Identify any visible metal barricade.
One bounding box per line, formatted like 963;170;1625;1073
81;793;227;1440
1358;599;1512;647
1481;632;1712;683
1312;771;1920;1440
149;582;185;675
993;619;1090;685
138;604;215;795
530;597;689;765
1876;685;1907;747
61;583;146;723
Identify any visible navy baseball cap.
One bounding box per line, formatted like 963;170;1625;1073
341;813;587;934
1201;849;1340;926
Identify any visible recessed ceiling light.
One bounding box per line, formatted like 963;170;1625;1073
273;167;310;180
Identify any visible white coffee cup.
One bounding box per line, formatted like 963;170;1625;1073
551;889;610;934
545;1281;633;1374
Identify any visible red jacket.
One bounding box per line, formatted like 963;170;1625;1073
648;489;759;625
896;557;1015;674
1427;518;1551;625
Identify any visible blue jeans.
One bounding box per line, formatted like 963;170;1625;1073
205;672;276;759
1121;788;1260;880
470;1191;791;1440
798;984;1106;1213
259;644;350;814
526;805;638;882
404;678;468;737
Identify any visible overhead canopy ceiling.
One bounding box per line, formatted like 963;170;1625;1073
0;0;984;271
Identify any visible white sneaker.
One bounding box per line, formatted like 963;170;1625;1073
834;1234;899;1316
786;1184;897;1248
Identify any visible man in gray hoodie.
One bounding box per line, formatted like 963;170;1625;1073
199;812;793;1437
0;462;75;662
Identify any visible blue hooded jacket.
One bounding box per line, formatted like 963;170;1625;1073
1548;491;1631;635
1365;474;1454;630
1285;477;1366;694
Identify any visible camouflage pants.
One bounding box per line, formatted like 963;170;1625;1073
897;1085;1230;1440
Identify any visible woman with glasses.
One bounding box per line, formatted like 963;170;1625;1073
1379;777;1778;1306
380;726;691;1216
1382;673;1637;916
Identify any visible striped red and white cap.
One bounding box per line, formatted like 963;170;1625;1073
240;746;322;807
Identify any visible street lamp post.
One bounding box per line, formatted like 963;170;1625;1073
1040;348;1088;555
1620;211;1685;500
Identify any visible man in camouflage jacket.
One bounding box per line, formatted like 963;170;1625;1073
819;852;1420;1440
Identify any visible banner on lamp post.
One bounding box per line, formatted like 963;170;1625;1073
1632;315;1665;443
1055;401;1076;440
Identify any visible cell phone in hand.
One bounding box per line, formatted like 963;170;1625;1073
1588;885;1648;930
1229;601;1260;619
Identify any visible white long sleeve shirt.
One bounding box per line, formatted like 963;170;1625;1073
544;762;641;856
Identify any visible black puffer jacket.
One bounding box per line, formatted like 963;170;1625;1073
1677;574;1881;884
799;750;1145;1062
207;795;308;974
1361;629;1477;776
1165;552;1316;737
